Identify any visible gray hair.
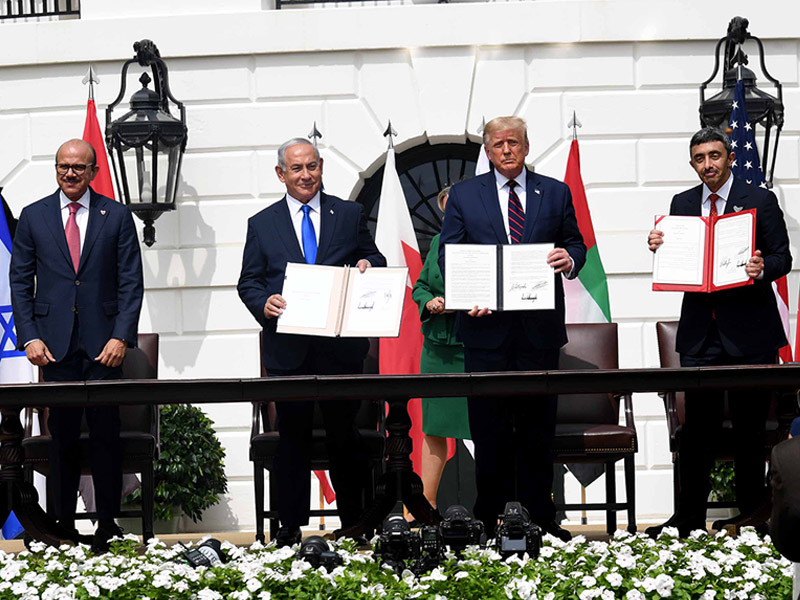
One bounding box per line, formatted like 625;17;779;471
277;138;320;169
690;127;733;155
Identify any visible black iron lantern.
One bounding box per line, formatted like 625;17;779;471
699;17;783;187
106;40;187;246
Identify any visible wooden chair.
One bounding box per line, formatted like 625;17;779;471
554;322;638;534
249;339;385;542
22;333;160;541
654;320;790;513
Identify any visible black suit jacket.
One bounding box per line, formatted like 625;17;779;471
238;193;386;371
672;177;792;356
10;188;143;361
438;169;586;350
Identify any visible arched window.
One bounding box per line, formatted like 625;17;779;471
356;141;482;258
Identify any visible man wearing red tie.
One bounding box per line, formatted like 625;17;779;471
439;117;585;541
10;139;143;551
646;127;792;538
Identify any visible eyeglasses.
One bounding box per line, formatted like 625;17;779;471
55;163;94;175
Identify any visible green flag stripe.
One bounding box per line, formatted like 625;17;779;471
578;245;611;322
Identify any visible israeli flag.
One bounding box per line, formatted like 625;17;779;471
0;193;34;539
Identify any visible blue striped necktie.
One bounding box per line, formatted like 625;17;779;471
301;204;317;264
507;180;525;244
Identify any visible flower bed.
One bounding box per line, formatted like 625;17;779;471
0;528;791;599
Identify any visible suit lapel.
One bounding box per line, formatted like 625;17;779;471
522;169;542;241
478;174;508;243
78;189;111;273
724;177;748;215
273;197;305;263
42;191;74;269
316;194;336;262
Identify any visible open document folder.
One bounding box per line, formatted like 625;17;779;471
276;263;408;337
652;209;755;293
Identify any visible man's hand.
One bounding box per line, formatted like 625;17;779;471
426;296;445;315
264;294;286;319
25;340;55;367
746;249;765;280
648;229;664;252
547;247;573;274
356;259;371;273
95;338;127;368
467;306;492;318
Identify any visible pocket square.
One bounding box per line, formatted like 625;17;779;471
733;205;743;212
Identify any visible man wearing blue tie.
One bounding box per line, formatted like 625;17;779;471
439;117;585;541
238;138;386;547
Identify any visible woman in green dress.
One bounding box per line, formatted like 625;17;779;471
411;186;471;512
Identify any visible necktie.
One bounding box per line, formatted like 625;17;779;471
708;193;719;219
301;204;317;265
507;180;525;244
65;201;81;273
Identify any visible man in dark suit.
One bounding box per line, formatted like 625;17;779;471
10;139;143;551
439;117;586;540
646;127;792;538
238;137;386;546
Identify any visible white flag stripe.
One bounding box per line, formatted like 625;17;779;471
375;148;419;273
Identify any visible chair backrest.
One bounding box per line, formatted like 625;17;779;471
557;322;619;424
118;333;159;433
655;320;686;425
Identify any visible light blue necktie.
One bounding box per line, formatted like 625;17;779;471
301;204;317;265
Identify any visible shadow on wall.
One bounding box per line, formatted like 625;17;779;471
143;175;217;375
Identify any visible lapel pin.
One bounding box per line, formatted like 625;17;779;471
535;189;541;195
733;205;743;212
100;209;107;215
330;209;334;214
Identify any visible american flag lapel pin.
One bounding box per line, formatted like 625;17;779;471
100;209;107;215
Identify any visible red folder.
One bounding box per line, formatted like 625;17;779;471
652;209;756;293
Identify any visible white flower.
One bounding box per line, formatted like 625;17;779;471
454;571;469;580
229;592;251;600
581;575;597;588
700;590;717;600
626;590;645;600
83;581;101;598
605;571;622;588
257;592;272;600
197;589;223;600
246;578;262;592
655;573;674;597
615;553;636;569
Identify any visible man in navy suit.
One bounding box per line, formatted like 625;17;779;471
238;138;386;546
646;127;792;538
10;139;143;550
439;117;586;540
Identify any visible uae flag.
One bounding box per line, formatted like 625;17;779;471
374;148;425;473
563;139;611;324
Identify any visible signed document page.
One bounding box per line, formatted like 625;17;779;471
653;216;707;286
712;211;754;288
501;243;555;311
340;267;408;338
277;263;344;336
444;244;498;311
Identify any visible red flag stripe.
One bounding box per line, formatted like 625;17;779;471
82;100;115;200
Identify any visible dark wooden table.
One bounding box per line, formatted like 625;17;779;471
1;364;798;545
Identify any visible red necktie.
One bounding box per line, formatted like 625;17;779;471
708;193;719;219
65;201;81;273
507;180;525;244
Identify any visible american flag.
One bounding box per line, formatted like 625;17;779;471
728;79;793;362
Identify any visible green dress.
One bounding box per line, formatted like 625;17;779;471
411;234;471;439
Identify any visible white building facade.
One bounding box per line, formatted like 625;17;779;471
1;0;798;533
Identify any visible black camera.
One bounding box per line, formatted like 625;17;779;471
440;504;484;555
494;502;542;559
296;536;343;570
411;524;445;575
181;538;226;568
375;515;420;572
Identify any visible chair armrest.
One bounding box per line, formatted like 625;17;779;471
151;404;161;458
662;390;681;436
251;402;263;437
618;392;635;429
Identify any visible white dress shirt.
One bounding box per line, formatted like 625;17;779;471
286;192;321;259
493;170;527;244
59;188;90;252
701;173;734;217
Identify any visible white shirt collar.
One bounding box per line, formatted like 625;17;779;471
494;169;526;192
702;173;734;205
286;191;321;214
59;188;91;210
